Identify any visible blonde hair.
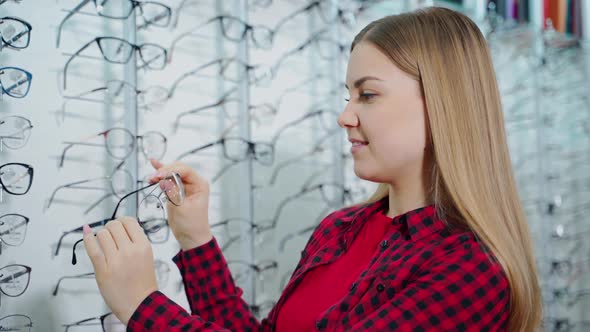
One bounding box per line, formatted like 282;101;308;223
352;7;542;331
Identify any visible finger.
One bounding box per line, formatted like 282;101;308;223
106;219;132;249
150;159;164;170
83;225;106;274
121;217;148;244
156;161;206;188
96;228;118;262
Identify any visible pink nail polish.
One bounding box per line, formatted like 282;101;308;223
82;224;92;235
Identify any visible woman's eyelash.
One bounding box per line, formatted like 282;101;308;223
344;92;376;102
359;93;376;101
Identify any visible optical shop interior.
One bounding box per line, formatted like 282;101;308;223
1;0;589;331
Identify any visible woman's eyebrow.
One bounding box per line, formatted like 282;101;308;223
344;76;383;90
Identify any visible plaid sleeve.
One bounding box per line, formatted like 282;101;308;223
171;236;269;331
346;241;510;331
127;291;230;331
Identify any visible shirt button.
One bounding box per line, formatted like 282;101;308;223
380;240;389;249
376;283;385;292
350;282;357;291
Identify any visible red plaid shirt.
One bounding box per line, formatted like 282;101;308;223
128;197;510;331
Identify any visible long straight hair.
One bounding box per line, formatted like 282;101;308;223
351;7;542;331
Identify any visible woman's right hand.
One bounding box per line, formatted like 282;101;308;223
149;159;213;251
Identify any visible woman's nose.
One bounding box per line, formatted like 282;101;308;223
337;107;359;128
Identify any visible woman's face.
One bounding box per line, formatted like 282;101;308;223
339;41;428;184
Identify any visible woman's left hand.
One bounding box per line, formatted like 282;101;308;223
83;217;159;325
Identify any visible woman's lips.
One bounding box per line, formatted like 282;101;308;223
351;141;368;153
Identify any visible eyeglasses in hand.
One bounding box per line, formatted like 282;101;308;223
58;128;167;168
0;16;31;51
56;0;171;47
63;37;167;90
0;115;33;152
69;172;184;264
0;66;32;99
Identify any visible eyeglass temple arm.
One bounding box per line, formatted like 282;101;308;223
59;132;105;167
0;268;29;283
174;87;237;130
168;59;225;98
176;141;219;160
62;315;103;331
57;217;112;256
62;38;95;90
56;0;91;48
168;16;217;62
273;3;310;33
47;176;110;210
83;192;114;215
52;272;95;295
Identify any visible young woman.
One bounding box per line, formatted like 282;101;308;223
82;7;542;332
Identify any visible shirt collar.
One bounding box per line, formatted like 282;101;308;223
340;196;448;241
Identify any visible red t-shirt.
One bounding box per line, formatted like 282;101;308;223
275;210;392;331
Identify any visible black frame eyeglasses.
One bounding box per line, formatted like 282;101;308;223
69;172;184;264
0;115;33;152
172;0;272;28
56;0;172;47
0;213;29;254
169;15;273;61
177;137;274;166
0;163;34;200
63;37;167;90
274;0;356;33
167;57;271;98
0;16;31;51
0;66;32;99
0;264;32;308
58;127;167;168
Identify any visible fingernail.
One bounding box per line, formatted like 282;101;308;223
82;224;92;235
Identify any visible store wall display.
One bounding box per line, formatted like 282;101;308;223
0;0;588;330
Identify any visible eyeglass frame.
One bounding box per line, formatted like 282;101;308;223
70;173;183;264
0;162;34;196
62;36;168;90
0;66;32;99
58;127;167;168
0;115;33;152
0;314;33;331
0;16;32;51
56;0;172;48
0;213;30;255
176;137;274;166
0;264;32;303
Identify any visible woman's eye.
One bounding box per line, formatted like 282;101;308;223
358;93;376;102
